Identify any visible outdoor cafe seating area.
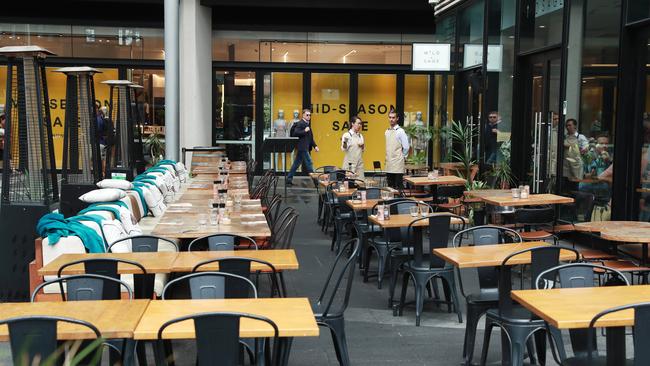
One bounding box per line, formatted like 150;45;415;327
4;154;650;365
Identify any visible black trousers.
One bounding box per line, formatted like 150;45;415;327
386;173;403;190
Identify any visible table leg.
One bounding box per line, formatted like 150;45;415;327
275;337;294;366
605;327;626;366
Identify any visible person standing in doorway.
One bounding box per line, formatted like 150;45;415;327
341;116;365;178
485;111;500;165
286;108;319;186
385;109;409;189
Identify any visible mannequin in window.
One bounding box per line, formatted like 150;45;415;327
273;109;287;137
414;111;424;126
411;111;428;153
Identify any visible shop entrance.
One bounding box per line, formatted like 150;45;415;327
456;69;483;167
633;27;650;220
521;50;562;194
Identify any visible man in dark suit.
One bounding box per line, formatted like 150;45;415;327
286;108;319;186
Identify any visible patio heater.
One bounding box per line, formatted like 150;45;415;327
102;80;137;180
56;67;103;217
0;46;58;301
129;83;146;173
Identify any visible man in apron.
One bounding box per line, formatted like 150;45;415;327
385;109;409;189
341;116;365;178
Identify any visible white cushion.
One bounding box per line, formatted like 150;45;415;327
138;184;166;217
96;179;134;190
41;236;87;294
79;188;126;203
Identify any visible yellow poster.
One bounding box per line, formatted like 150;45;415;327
310;73;350;169
357;74;397;171
0;65;117;168
271;72;302;171
404;75;429;126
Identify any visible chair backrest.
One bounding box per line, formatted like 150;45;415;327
0;315;102;366
316;239;360;318
162;271;257;300
193;257;281;296
32;274;133;302
514;205;556;226
316;165;337;173
499;246;579;314
55;257;147;299
386;200;420;242
408;214;466;268
108;235;179;253
157;312;279;366
436;185;466;202
536;263;630;290
265;194;283;226
270;209;299;249
188;234;258;251
452;226;522;296
373;161;381;170
585;302;650;366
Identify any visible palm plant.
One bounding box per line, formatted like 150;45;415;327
145;132;165;164
442;120;477;182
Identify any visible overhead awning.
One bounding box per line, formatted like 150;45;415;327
434;0;466;17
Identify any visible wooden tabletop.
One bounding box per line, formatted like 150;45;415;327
0;300;149;341
464;189;511;199
433;242;579;268
134;298;319;340
172;250;299;272
573;221;650;233
151;214;271;239
480;194;574;207
368;213;467;228
404;175;467;186
38;252;179;276
512;285;650;329
600;227;650;243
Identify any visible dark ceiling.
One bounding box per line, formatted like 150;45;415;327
0;0;435;34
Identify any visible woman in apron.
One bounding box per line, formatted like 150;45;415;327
341;116;365;178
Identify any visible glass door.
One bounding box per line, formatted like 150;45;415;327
457;70;483;168
638;30;650;221
524;50;562;193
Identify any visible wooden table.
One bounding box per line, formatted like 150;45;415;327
513;286;650;365
404;175;467;187
151;214;271;239
134;298;318;365
172;249;299;272
600;227;650;265
39;252;179;275
0;300;149;341
480;193;574;207
574;221;650;233
433;242;578;268
464;189;511;199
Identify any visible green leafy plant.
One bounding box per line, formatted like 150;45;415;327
490;160;516;189
465;179;487;191
406;150;427;165
145;132;165;164
442;120;477;182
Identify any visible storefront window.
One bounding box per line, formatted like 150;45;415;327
520;0;565;52
357;74;397;171
433;75;454;164
310;73;350;170
129;69;166;136
485;0;516;169
459;0;485;69
628;0;650;24
404;75;430;165
432;16;457;69
214;71;256;142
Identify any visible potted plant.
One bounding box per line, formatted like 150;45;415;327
404;124;438;168
442;120;477;182
145;132;165;164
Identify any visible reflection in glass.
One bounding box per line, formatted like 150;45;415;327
458;1;484;69
214;71;256;142
520;0;564;51
129;69;166;134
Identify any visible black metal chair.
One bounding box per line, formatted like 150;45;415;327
322;181;342;233
156;312;280;366
351;188;384;272
534;263;630;365
560;302;650;366
268;207;299;250
192;257;283;298
373;161;386;187
363;199;419;289
0;315;105;366
188;234;258;251
32;273;133;302
331;195;356;254
314;239;361;366
54;257;148;300
452;225;523;365
479;245;580;366
162;271;257;300
395;214;466;326
433;185;466;215
108;234;179;253
514;205;557;243
264;194;283;228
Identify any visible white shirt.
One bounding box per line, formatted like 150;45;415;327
566;131;589;150
385;125;409;156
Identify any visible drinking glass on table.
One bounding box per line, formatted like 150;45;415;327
234;193;243;208
198;214;208;229
381;190;391;201
409;206;419;217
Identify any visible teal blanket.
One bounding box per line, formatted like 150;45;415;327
36;213;106;253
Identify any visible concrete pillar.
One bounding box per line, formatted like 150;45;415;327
164;0;180;160
179;0;213;156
